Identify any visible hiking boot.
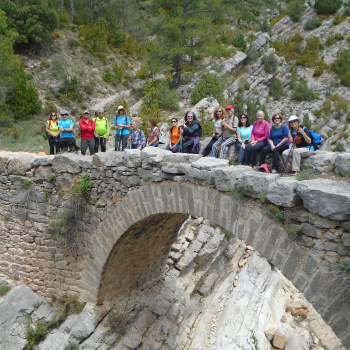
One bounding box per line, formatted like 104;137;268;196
289;171;299;176
271;169;278;174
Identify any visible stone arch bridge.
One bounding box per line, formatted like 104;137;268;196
0;149;349;347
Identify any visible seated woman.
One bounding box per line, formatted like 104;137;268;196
236;114;253;165
166;118;183;153
282;115;313;175
182;111;201;154
259;113;289;173
244;110;269;167
201;106;225;157
146;118;160;147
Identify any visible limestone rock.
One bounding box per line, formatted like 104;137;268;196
273;332;287;349
334;153;350;176
235;172;279;199
191;157;229;171
162;153;201;174
295;179;350;221
266;177;299;207
8;153;36;175
32;155;53;166
141;147;169;169
105;149;125;167
219;51;247;74
34;166;53;181
302;151;336;173
286;299;308;316
52;154;82;174
265;328;276;342
123;149;141;168
69;303;103;341
192;97;219;121
213;166;254;192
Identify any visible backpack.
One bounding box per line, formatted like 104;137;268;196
271;124;291;144
303;127;322;150
257;164;271;173
47;120;52;139
158;129;167;144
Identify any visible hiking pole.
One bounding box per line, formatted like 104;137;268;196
282;140;296;174
179;120;183;153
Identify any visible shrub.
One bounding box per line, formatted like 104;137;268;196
102;70;113;83
335;142;346;152
191;73;224;105
0;285;11;296
304;17;322;30
268;204;285;222
67;39;80;49
326;33;345;46
332;49;350;87
232;32;247;51
157;84;180;111
269;77;285;100
291;78;318;101
0;103;14;128
262;53;279;73
296;38;324;68
245;44;259;63
233;94;245;116
315;0;342;15
287;0;306;22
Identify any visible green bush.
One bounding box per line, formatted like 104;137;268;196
232;32;247;51
291;78;318;102
245;44;259;63
286;0;305;22
58;76;83;103
233;94;245;116
315;0;342;15
67;39;80;49
332;49;350;87
335;142;346;152
326;33;345;46
191;73;224;105
304;17;322;30
157;83;180;111
0;103;14;127
269;77;285;100
296;38;324;68
262;53;279;73
0;285;11;296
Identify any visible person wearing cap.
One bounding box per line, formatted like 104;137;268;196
94;108;109;153
243;110;269;167
210;104;239;159
114;106;131;151
57;110;80;153
79;110;95;155
201;106;225;157
282;115;313;175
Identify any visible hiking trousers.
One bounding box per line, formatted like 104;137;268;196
210;137;237;159
282;147;313;172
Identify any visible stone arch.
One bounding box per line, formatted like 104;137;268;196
78;181;349;344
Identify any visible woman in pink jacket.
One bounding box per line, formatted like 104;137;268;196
243;110;270;167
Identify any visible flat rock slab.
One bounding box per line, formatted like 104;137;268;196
141;147;169;169
335;153;350;176
191;157;229;171
302;151;336;173
295;179;350;221
266;177;299;207
213;166;254;192
235;172;279;199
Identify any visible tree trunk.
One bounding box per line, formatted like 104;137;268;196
70;0;74;21
60;0;64;12
173;54;182;87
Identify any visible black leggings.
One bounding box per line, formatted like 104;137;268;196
48;137;60;155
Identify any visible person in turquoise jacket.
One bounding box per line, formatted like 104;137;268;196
114;105;130;151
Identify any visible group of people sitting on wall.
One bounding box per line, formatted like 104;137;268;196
46;104;313;175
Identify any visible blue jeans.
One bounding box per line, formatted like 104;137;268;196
236;142;246;164
165;144;180;153
115;134;128;151
244;141;268;166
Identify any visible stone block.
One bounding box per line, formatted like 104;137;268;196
141;147;169;169
295;179;350;221
334;153;350;176
137;168;162;182
302;151;336;173
272;332;287;349
213;166;254;192
7;153;36;175
34;166;53;181
52;155;81;174
301;223;320;238
124;149;142;168
191;157;229;171
33;155;53;167
266;177;299;207
235;172;279;199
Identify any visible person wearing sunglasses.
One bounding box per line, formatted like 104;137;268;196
166;118;183;153
57;110;80;153
258;113;290;173
236;114;253;165
46;112;60;154
201;106;225;157
93;108;109;153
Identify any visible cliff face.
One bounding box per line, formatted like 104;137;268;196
0;218;345;350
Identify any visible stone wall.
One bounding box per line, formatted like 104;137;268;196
0;148;349;347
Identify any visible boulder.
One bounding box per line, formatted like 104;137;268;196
52;154;82;174
295;179;350;221
192;97;219;121
32;155;53;167
302;151;336;173
124;149;142;168
266;177;300;207
235;172;279;199
285;299;308;316
334;153;350;176
141;147;169;169
213;166;254;192
162;153;201;175
7;153;36;175
219;51;247;75
272;332;287;349
105;149;124;167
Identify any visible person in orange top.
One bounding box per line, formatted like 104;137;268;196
166;118;183;153
79;110;96;155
